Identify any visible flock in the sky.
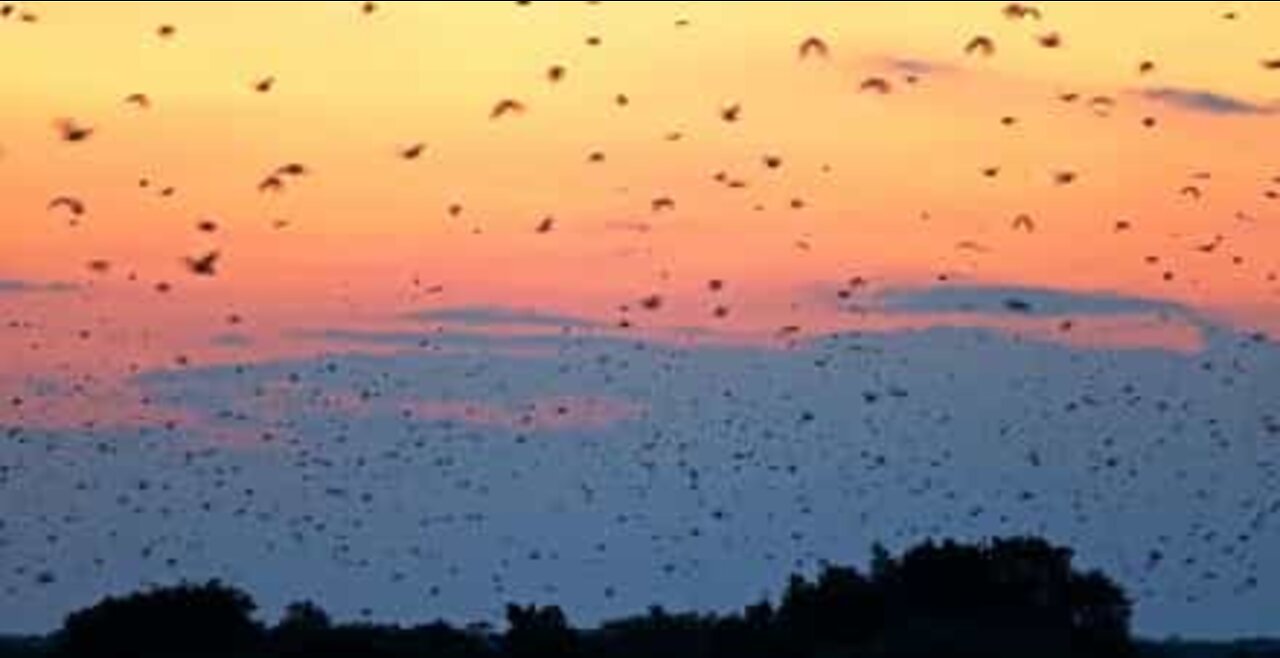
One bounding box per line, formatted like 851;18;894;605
1;0;1278;635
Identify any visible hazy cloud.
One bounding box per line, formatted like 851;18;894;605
404;306;603;329
1141;87;1275;115
0;279;77;294
872;284;1199;319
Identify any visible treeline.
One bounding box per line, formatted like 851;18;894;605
1;537;1158;658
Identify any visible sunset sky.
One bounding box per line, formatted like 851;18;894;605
1;0;1277;639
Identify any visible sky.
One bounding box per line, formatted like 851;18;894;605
1;0;1278;639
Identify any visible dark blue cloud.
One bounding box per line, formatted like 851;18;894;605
0;279;77;294
872;284;1198;319
404;306;603;329
881;56;949;76
1141;87;1275;115
210;332;254;348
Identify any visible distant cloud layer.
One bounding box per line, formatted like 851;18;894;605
405;306;603;329
872;284;1199;320
0;279;77;294
1141;87;1275;115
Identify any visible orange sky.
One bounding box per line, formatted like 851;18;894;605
2;0;1279;401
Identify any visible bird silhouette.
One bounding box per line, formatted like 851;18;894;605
183;251;220;277
859;77;892;94
1002;3;1042;20
1012;214;1036;233
490;99;527;119
47;196;86;217
156;24;176;39
399;143;426;160
535;216;555;233
54;119;93;142
1038;32;1063;48
253;76;276;93
124;93;151;109
257;175;285;194
275;163;309;177
720;103;742;122
1088;96;1116;116
964;36;996;57
547;65;566;83
798;37;830;60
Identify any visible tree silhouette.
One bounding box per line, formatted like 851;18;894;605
20;536;1145;658
56;580;262;658
504;604;579;658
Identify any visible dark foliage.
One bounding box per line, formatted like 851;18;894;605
56;580;262;658
9;537;1144;658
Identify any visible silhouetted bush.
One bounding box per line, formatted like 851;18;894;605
56;580;262;658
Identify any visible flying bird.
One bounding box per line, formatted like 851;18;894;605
275;163;308;177
124;93;151;109
1180;185;1203;200
1139;60;1157;75
361;1;378;14
54;119;93;142
1053;170;1078;185
859;77;892;94
253;76;276;93
720;103;742;122
183;251;220;277
196;219;219;233
156;24;176;39
490;99;527;119
1261;59;1280;70
798;36;830;60
257;175;285;194
547;65;566;83
1037;32;1063;48
1195;235;1224;253
48;196;86;217
1012;214;1036;233
399;143;426;160
964;36;996;57
651;197;676;213
535;216;555;234
1002;3;1042;20
1088;96;1116;116
763;155;783;169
